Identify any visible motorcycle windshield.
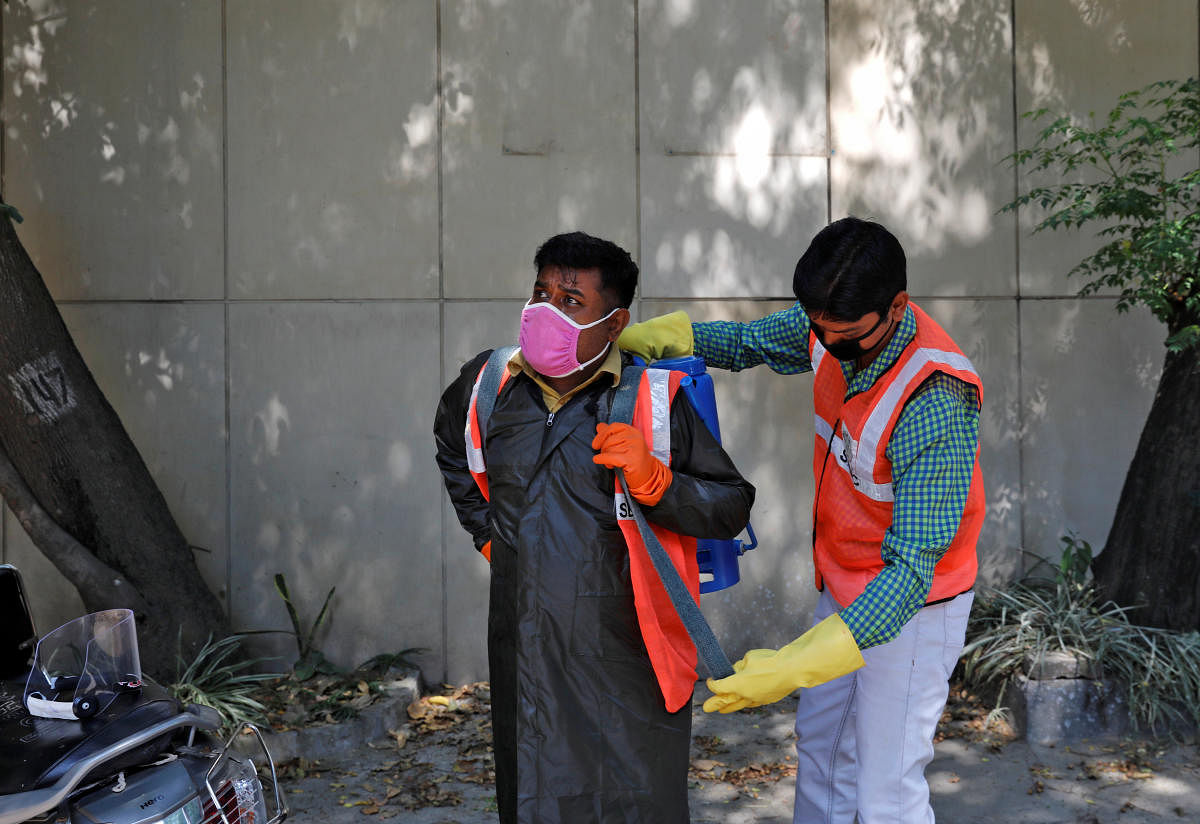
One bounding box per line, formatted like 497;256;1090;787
24;609;140;718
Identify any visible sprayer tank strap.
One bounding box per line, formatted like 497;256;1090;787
475;345;519;442
610;365;734;680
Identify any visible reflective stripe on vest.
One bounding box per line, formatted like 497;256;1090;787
464;368;489;476
465;362;699;712
808;303;983;606
814;413;894;502
814;344;979;504
644;368;672;464
853;346;977;497
465;360;514;501
811;338;829;376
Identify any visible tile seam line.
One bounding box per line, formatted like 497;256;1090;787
436;0;449;686
221;0;233;615
51;294;1123;305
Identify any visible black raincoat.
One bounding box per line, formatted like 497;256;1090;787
435;350;754;824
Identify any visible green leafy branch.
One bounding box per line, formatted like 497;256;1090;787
1002;77;1200;352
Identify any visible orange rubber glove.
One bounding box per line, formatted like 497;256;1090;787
592;422;672;506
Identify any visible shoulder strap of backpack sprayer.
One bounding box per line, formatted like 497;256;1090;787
474;346;519;444
611;365;735;680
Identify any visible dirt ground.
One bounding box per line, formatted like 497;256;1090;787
276;681;1200;823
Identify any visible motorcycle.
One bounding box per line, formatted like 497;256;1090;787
0;564;287;824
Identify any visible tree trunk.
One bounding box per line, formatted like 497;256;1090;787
1093;344;1200;631
0;210;229;676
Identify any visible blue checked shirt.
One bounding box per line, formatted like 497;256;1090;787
693;303;979;649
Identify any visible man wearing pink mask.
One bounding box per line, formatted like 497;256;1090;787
434;231;755;824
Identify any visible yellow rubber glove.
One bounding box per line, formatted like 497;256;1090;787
702;614;865;713
617;311;694;362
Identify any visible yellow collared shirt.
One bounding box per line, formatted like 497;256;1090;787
508;344;623;414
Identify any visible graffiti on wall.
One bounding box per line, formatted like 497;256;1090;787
8;353;76;424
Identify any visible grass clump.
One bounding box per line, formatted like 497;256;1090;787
164;575;426;734
961;534;1200;735
163;632;282;736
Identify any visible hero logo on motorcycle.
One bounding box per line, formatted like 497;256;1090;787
139;793;167;811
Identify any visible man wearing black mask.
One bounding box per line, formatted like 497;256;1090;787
620;216;983;823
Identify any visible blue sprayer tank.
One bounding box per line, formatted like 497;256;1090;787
641;355;758;593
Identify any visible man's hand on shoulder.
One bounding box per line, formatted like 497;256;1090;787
617;311;694;362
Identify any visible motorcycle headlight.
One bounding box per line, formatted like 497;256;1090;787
154;796;204;824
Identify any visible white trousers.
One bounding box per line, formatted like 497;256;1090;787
792;588;974;824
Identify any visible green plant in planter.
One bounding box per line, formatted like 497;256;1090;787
961;534;1200;734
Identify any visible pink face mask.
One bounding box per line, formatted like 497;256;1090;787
518;300;618;378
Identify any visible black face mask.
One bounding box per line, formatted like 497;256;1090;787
814;312;893;361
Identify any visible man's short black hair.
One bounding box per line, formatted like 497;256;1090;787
792;217;906;321
534;231;638;309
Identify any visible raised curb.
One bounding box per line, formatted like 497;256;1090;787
234;669;421;764
1008;674;1129;745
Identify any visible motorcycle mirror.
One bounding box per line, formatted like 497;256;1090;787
0;564;37;679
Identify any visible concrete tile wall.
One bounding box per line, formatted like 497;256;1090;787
2;0;224;301
830;0;1017;297
226;0;439;300
1018;300;1163;559
639;0;828;299
227;301;442;674
2;1;1192;683
441;0;638;300
1015;0;1199;296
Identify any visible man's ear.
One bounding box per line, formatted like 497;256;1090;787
890;291;909;320
606;307;631;341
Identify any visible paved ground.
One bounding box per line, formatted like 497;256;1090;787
276;682;1200;823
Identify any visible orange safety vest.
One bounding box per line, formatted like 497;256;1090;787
464;358;700;712
808;303;983;608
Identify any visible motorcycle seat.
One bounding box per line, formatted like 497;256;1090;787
0;678;182;795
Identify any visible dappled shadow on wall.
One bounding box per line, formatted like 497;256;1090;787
228;304;443;672
225;1;439;299
438;0;643;299
1017;301;1163;569
3;0;222;300
1013;0;1196;297
639;0;829;299
238;383;430;670
830;0;1014;268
